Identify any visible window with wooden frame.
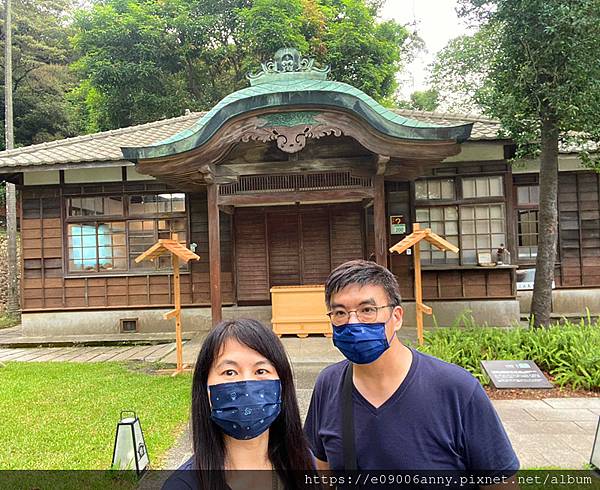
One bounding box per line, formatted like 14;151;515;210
66;193;187;273
516;184;539;262
414;175;507;265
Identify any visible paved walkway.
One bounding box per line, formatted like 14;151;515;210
0;343;177;363
0;325;192;347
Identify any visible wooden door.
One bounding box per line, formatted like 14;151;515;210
234;204;365;303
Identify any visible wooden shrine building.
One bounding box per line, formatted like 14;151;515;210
0;48;598;336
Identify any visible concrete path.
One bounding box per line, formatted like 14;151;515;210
495;398;599;468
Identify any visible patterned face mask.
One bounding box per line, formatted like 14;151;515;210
208;379;282;440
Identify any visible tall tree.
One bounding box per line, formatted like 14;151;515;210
0;0;78;148
71;0;416;130
433;0;600;326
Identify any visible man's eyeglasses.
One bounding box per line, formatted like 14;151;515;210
327;305;395;326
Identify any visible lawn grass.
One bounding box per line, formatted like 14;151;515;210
0;362;191;470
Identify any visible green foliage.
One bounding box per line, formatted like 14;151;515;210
417;316;600;390
0;0;79;148
0;362;191;469
430;27;497;114
397;89;440;112
71;0;416;130
432;0;600;165
0;312;19;329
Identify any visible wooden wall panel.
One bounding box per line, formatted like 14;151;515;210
188;192;234;304
20;188;64;310
20;186;236;312
234;208;270;302
557;172;600;287
330;205;365;268
267;212;301;286
301;210;331;285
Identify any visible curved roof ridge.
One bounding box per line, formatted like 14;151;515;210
125;78;473;160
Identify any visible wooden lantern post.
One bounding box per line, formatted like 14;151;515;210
135;238;200;374
389;223;459;346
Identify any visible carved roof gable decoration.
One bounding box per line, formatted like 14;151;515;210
242;111;342;154
247;48;330;85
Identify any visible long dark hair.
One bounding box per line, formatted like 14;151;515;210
191;319;314;489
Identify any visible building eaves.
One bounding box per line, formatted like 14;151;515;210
0;109;503;171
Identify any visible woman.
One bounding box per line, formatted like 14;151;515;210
162;319;316;490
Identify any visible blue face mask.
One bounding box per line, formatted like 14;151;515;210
209;379;282;440
333;322;395;364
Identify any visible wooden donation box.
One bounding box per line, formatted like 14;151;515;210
389;223;459;345
135;239;200;374
270;285;332;337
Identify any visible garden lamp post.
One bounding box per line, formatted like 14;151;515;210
112;411;149;475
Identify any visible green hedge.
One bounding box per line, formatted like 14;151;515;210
415;317;600;390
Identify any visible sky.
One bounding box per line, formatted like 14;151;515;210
380;0;474;99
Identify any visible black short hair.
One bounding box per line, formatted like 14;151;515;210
325;260;402;308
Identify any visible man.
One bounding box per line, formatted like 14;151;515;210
304;260;519;483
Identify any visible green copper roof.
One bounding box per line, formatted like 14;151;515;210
122;51;472;161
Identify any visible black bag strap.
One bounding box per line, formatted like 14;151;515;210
342;362;357;471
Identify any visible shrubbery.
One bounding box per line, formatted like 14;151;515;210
416;315;600;391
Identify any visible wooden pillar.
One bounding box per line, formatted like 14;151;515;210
207;183;222;326
412;223;424;346
172;254;183;371
373;174;388;268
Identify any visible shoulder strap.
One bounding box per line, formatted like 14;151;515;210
342;362;357;471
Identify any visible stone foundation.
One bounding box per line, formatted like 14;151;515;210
21;299;521;336
518;288;600;316
21;306;273;337
401;299;520;328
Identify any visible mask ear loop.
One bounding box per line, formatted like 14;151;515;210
385;306;401;346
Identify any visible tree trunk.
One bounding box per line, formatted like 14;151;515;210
4;0;19;316
530;116;559;327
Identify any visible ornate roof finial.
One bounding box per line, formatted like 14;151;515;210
247;48;330;85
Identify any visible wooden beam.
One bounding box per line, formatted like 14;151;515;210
218;188;374;206
218;205;235;215
373;174;387;268
207;183;222;326
163;308;178;320
218;157;376;177
376;155;390;175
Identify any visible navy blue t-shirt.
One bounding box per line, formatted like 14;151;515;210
304;348;519;472
162;457;197;490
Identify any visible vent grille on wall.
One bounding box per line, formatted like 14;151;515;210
220;172;372;196
120;318;138;333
